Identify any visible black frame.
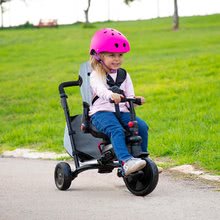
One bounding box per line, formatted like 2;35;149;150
59;79;121;180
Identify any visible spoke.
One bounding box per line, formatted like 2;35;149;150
56;168;64;186
135;180;144;191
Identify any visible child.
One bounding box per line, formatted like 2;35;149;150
89;28;149;176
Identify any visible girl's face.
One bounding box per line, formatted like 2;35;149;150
102;53;124;71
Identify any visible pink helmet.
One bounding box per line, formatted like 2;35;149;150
90;28;130;55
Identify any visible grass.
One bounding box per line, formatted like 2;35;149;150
0;15;219;174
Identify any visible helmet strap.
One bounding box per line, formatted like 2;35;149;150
91;50;116;73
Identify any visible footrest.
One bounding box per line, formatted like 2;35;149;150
98;164;114;173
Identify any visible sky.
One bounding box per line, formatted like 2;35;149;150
2;0;220;27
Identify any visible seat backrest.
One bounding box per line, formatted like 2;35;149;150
64;62;109;159
79;61;92;106
78;61;93;132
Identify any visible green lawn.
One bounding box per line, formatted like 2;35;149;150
0;15;219;174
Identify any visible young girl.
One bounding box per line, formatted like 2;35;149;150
89;28;149;176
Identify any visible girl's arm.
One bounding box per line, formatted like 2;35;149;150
124;73;135;98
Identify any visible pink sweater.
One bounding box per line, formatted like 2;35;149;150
89;70;135;116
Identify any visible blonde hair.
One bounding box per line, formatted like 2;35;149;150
90;54;107;83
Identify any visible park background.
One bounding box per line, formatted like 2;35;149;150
0;0;219;175
1;0;220;27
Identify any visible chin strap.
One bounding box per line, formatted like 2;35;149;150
90;50;117;73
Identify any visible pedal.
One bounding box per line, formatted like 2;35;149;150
97;149;115;165
117;167;124;177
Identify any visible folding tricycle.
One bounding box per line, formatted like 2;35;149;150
54;62;159;196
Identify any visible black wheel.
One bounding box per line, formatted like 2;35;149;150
54;162;72;190
123;157;159;196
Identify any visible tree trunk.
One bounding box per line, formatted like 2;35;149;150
1;5;3;28
84;0;91;24
173;0;179;30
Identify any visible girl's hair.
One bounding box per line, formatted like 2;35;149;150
90;54;107;83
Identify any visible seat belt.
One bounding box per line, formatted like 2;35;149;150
92;68;127;105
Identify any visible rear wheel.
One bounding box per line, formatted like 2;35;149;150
54;162;72;190
123;157;159;196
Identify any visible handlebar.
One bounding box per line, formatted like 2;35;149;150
110;97;142;121
110;97;142;105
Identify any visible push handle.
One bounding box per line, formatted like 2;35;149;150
58;78;82;97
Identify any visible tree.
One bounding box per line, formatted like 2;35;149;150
0;0;10;28
84;0;91;24
173;0;179;30
124;0;180;30
124;0;135;4
0;0;27;28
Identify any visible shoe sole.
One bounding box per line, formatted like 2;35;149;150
125;160;146;176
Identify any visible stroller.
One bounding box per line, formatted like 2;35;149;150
54;62;159;196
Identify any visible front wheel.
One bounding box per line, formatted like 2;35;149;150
123;157;159;196
54;162;72;190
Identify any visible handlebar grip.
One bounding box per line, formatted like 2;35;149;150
134;98;142;105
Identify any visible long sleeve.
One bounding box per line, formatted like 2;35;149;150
124;73;135;98
90;70;113;101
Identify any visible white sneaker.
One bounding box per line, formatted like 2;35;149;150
123;158;146;176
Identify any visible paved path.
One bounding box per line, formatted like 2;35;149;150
0;157;219;220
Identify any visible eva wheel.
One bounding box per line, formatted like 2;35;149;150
54;162;72;190
123;157;159;196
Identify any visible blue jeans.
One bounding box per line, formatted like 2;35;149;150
91;111;148;162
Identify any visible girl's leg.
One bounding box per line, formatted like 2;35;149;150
136;117;149;152
91;111;132;162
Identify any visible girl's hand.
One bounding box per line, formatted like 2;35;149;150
111;93;124;104
135;96;145;105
